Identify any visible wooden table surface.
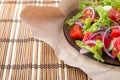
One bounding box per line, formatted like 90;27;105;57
0;0;92;80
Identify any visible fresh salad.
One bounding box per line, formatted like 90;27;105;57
66;0;120;62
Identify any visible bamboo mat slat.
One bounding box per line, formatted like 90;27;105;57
0;0;92;80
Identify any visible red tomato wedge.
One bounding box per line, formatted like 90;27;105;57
83;9;93;19
112;37;120;57
109;8;120;23
94;36;111;49
112;49;119;57
69;24;83;39
82;7;95;22
104;37;112;49
110;28;120;38
82;32;91;42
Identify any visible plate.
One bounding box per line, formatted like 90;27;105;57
63;9;120;66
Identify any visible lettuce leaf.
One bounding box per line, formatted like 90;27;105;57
66;0;95;27
78;0;94;11
83;18;98;34
99;0;120;10
117;52;120;61
111;1;120;10
83;18;91;30
65;12;83;26
84;23;98;34
76;40;104;62
83;6;111;34
95;6;111;27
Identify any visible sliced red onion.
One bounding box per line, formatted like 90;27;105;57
75;21;84;28
83;6;95;22
102;26;120;59
117;26;120;30
79;40;96;54
89;30;105;40
80;48;89;54
84;40;96;45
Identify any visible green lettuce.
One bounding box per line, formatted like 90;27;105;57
83;18;91;30
117;52;120;61
83;6;111;34
66;0;95;27
99;0;120;10
83;18;98;34
95;6;111;27
84;23;98;34
111;1;120;10
65;12;83;26
76;40;104;62
78;0;95;11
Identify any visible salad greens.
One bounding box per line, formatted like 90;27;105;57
76;40;104;62
66;0;120;28
78;0;95;11
66;0;95;26
66;0;113;34
99;0;120;10
66;0;120;63
118;52;120;61
66;12;83;26
83;5;112;34
95;6;111;27
83;18;98;34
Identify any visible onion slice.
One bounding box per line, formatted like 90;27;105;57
83;6;95;22
84;40;96;45
75;21;84;28
79;40;96;54
102;26;120;59
80;48;89;54
89;30;105;40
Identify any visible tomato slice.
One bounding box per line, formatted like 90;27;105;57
104;37;112;49
114;38;120;51
69;24;83;39
112;48;119;57
83;9;93;19
82;32;91;42
82;7;93;19
112;37;120;57
81;7;96;22
92;35;111;49
109;8;120;23
110;28;120;38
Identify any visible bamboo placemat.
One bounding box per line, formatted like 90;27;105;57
0;0;92;80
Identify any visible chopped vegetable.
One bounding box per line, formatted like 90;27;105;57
82;32;91;42
95;6;112;27
117;52;120;61
82;7;95;22
110;28;120;38
109;8;120;23
66;12;83;26
76;40;104;62
78;0;95;11
83;23;98;34
112;37;120;57
99;0;120;10
69;24;83;39
83;18;91;32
